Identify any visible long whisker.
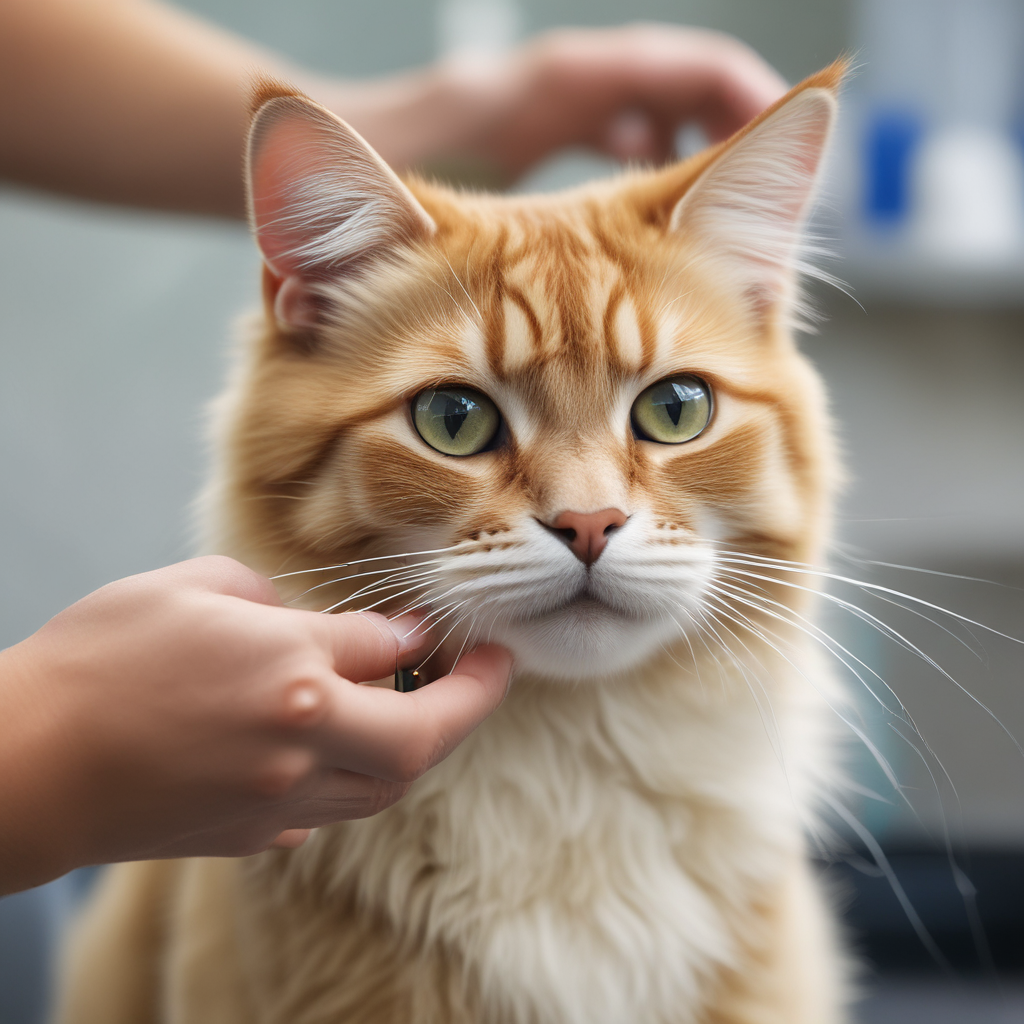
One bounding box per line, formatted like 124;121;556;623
721;557;987;661
697;603;787;771
715;563;1024;757
824;793;953;973
716;553;1024;646
338;567;444;605
888;720;970;868
681;608;732;695
836;550;1022;592
411;601;481;672
700;590;908;801
269;544;461;581
708;577;915;725
319;571;444;615
346;578;444;615
288;563;444;603
709;574;970;802
387;582;471;623
439;610;480;678
703;582;934;822
708;575;988;921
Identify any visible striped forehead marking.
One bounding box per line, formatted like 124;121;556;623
442;211;677;393
605;286;650;373
477;251;661;376
500;286;544;375
481;277;658;379
452;313;490;378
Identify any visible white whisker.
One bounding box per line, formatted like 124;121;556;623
714;562;1024;757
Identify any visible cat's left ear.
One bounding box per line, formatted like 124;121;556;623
661;63;844;318
245;84;436;329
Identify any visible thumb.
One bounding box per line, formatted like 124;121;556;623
314;611;424;682
312;644;512;781
406;644;512;764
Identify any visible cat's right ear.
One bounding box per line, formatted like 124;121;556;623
246;90;436;330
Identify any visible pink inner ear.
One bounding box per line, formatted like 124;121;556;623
245;96;436;329
667;88;837;313
249;117;329;280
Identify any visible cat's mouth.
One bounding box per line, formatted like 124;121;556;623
489;588;679;680
527;592;645;624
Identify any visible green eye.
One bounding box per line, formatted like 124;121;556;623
631;375;712;444
413;387;500;456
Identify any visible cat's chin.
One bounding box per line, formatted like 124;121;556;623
488;599;681;682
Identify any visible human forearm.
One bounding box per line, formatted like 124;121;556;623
0;642;87;895
0;3;787;219
0;0;291;217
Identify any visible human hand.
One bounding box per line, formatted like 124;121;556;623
0;556;510;894
320;24;787;185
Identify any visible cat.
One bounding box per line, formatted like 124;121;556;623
54;60;853;1024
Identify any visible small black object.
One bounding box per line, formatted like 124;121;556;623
394;667;425;692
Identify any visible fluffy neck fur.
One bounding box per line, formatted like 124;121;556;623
238;633;839;1024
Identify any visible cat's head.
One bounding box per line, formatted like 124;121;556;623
212;64;844;682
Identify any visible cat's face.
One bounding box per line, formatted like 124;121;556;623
217;67;843;682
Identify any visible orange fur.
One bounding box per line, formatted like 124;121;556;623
55;62;854;1024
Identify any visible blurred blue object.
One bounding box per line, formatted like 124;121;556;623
0;870;101;1024
863;109;923;225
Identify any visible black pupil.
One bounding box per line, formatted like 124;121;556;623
443;395;469;439
654;381;704;426
661;383;685;426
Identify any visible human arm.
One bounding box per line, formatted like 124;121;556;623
0;0;786;217
0;0;278;216
0;556;510;896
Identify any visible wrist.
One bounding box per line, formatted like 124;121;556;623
0;639;95;894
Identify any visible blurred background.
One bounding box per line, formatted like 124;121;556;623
2;1;1024;1022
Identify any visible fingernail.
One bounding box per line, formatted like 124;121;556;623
463;644;514;700
499;653;514;699
366;611;426;651
270;828;312;850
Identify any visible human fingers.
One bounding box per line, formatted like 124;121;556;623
313;644;512;781
651;28;787;137
313;611;427;683
149;769;407;858
584;26;786;137
155;554;284;607
273;767;411;827
529;26;785;162
627;35;787;144
271;828;312;849
151;766;411;858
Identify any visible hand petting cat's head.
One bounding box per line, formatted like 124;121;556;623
209;65;845;682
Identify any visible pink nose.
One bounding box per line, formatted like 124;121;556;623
546;508;628;565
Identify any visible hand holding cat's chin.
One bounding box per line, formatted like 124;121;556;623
0;560;512;893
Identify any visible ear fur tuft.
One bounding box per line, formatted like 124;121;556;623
245;81;436;329
669;86;838;314
625;59;848;325
247;73;307;122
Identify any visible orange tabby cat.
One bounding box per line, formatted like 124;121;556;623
55;61;852;1024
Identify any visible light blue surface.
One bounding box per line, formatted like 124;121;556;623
0;875;87;1024
857;979;1024;1024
